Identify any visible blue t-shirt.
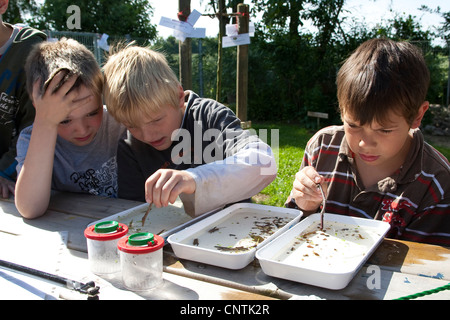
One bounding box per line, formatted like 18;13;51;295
16;107;125;197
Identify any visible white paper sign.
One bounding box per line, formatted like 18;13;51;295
186;9;202;26
226;22;255;37
222;33;251;48
249;22;255;37
159;9;205;41
159;16;193;34
97;33;110;51
173;28;206;41
226;24;238;36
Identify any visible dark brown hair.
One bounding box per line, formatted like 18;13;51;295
337;38;430;126
25;38;103;99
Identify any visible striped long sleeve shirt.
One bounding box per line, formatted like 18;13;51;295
287;126;450;246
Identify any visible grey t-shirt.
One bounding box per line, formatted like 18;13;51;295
16;107;125;197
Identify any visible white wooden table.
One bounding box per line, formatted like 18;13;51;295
1;193;449;301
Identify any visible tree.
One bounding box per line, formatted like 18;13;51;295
246;0;447;123
30;0;157;39
248;0;349;124
443;11;450;41
3;0;40;25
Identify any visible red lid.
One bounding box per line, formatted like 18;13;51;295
118;233;164;254
84;222;128;241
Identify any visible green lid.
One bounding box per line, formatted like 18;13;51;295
128;232;155;246
94;221;119;234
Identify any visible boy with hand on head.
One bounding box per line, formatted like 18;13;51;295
286;38;450;246
103;45;276;217
0;0;46;198
15;38;125;219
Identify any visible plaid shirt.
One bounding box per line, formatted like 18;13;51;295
287;126;450;246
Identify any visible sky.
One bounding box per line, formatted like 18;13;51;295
150;0;450;41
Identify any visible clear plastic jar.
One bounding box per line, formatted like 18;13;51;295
84;221;128;275
117;232;164;291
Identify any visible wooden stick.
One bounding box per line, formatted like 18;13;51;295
317;184;326;230
141;203;152;226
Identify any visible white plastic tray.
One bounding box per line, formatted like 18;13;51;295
90;197;216;241
168;203;303;270
256;213;390;290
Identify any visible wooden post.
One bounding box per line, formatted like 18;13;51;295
236;3;250;128
178;0;192;90
216;0;226;102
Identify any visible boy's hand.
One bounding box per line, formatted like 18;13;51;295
145;169;196;208
32;70;92;128
0;176;15;199
290;166;326;213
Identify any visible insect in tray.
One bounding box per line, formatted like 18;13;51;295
193;238;199;246
208;226;223;233
214;245;249;253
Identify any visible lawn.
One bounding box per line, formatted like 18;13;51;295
250;123;313;207
250;122;450;207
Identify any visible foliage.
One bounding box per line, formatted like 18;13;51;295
250;123;313;207
3;0;40;24
7;0;450;123
245;0;447;125
15;0;157;40
434;145;450;161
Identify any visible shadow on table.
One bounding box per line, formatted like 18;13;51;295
165;239;409;300
100;274;201;300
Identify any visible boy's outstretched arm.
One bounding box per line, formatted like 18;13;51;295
142;140;276;217
180;140;277;217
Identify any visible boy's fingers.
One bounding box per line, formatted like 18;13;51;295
153;172;173;207
146;170;183;208
0;178;14;198
56;73;78;95
160;175;181;207
43;69;67;93
303;166;320;183
294;171;322;200
145;180;154;205
45;70;77;96
145;171;163;205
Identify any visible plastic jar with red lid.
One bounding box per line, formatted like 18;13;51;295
84;221;128;275
118;232;164;291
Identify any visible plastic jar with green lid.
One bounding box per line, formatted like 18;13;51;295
84;221;128;275
118;232;164;291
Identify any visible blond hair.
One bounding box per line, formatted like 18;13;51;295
103;45;181;127
25;37;103;99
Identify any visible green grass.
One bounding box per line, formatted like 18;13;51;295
433;146;450;161
250;123;313;207
250;122;450;207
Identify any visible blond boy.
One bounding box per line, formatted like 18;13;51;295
103;45;276;216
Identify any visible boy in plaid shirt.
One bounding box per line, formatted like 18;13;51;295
286;38;450;246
